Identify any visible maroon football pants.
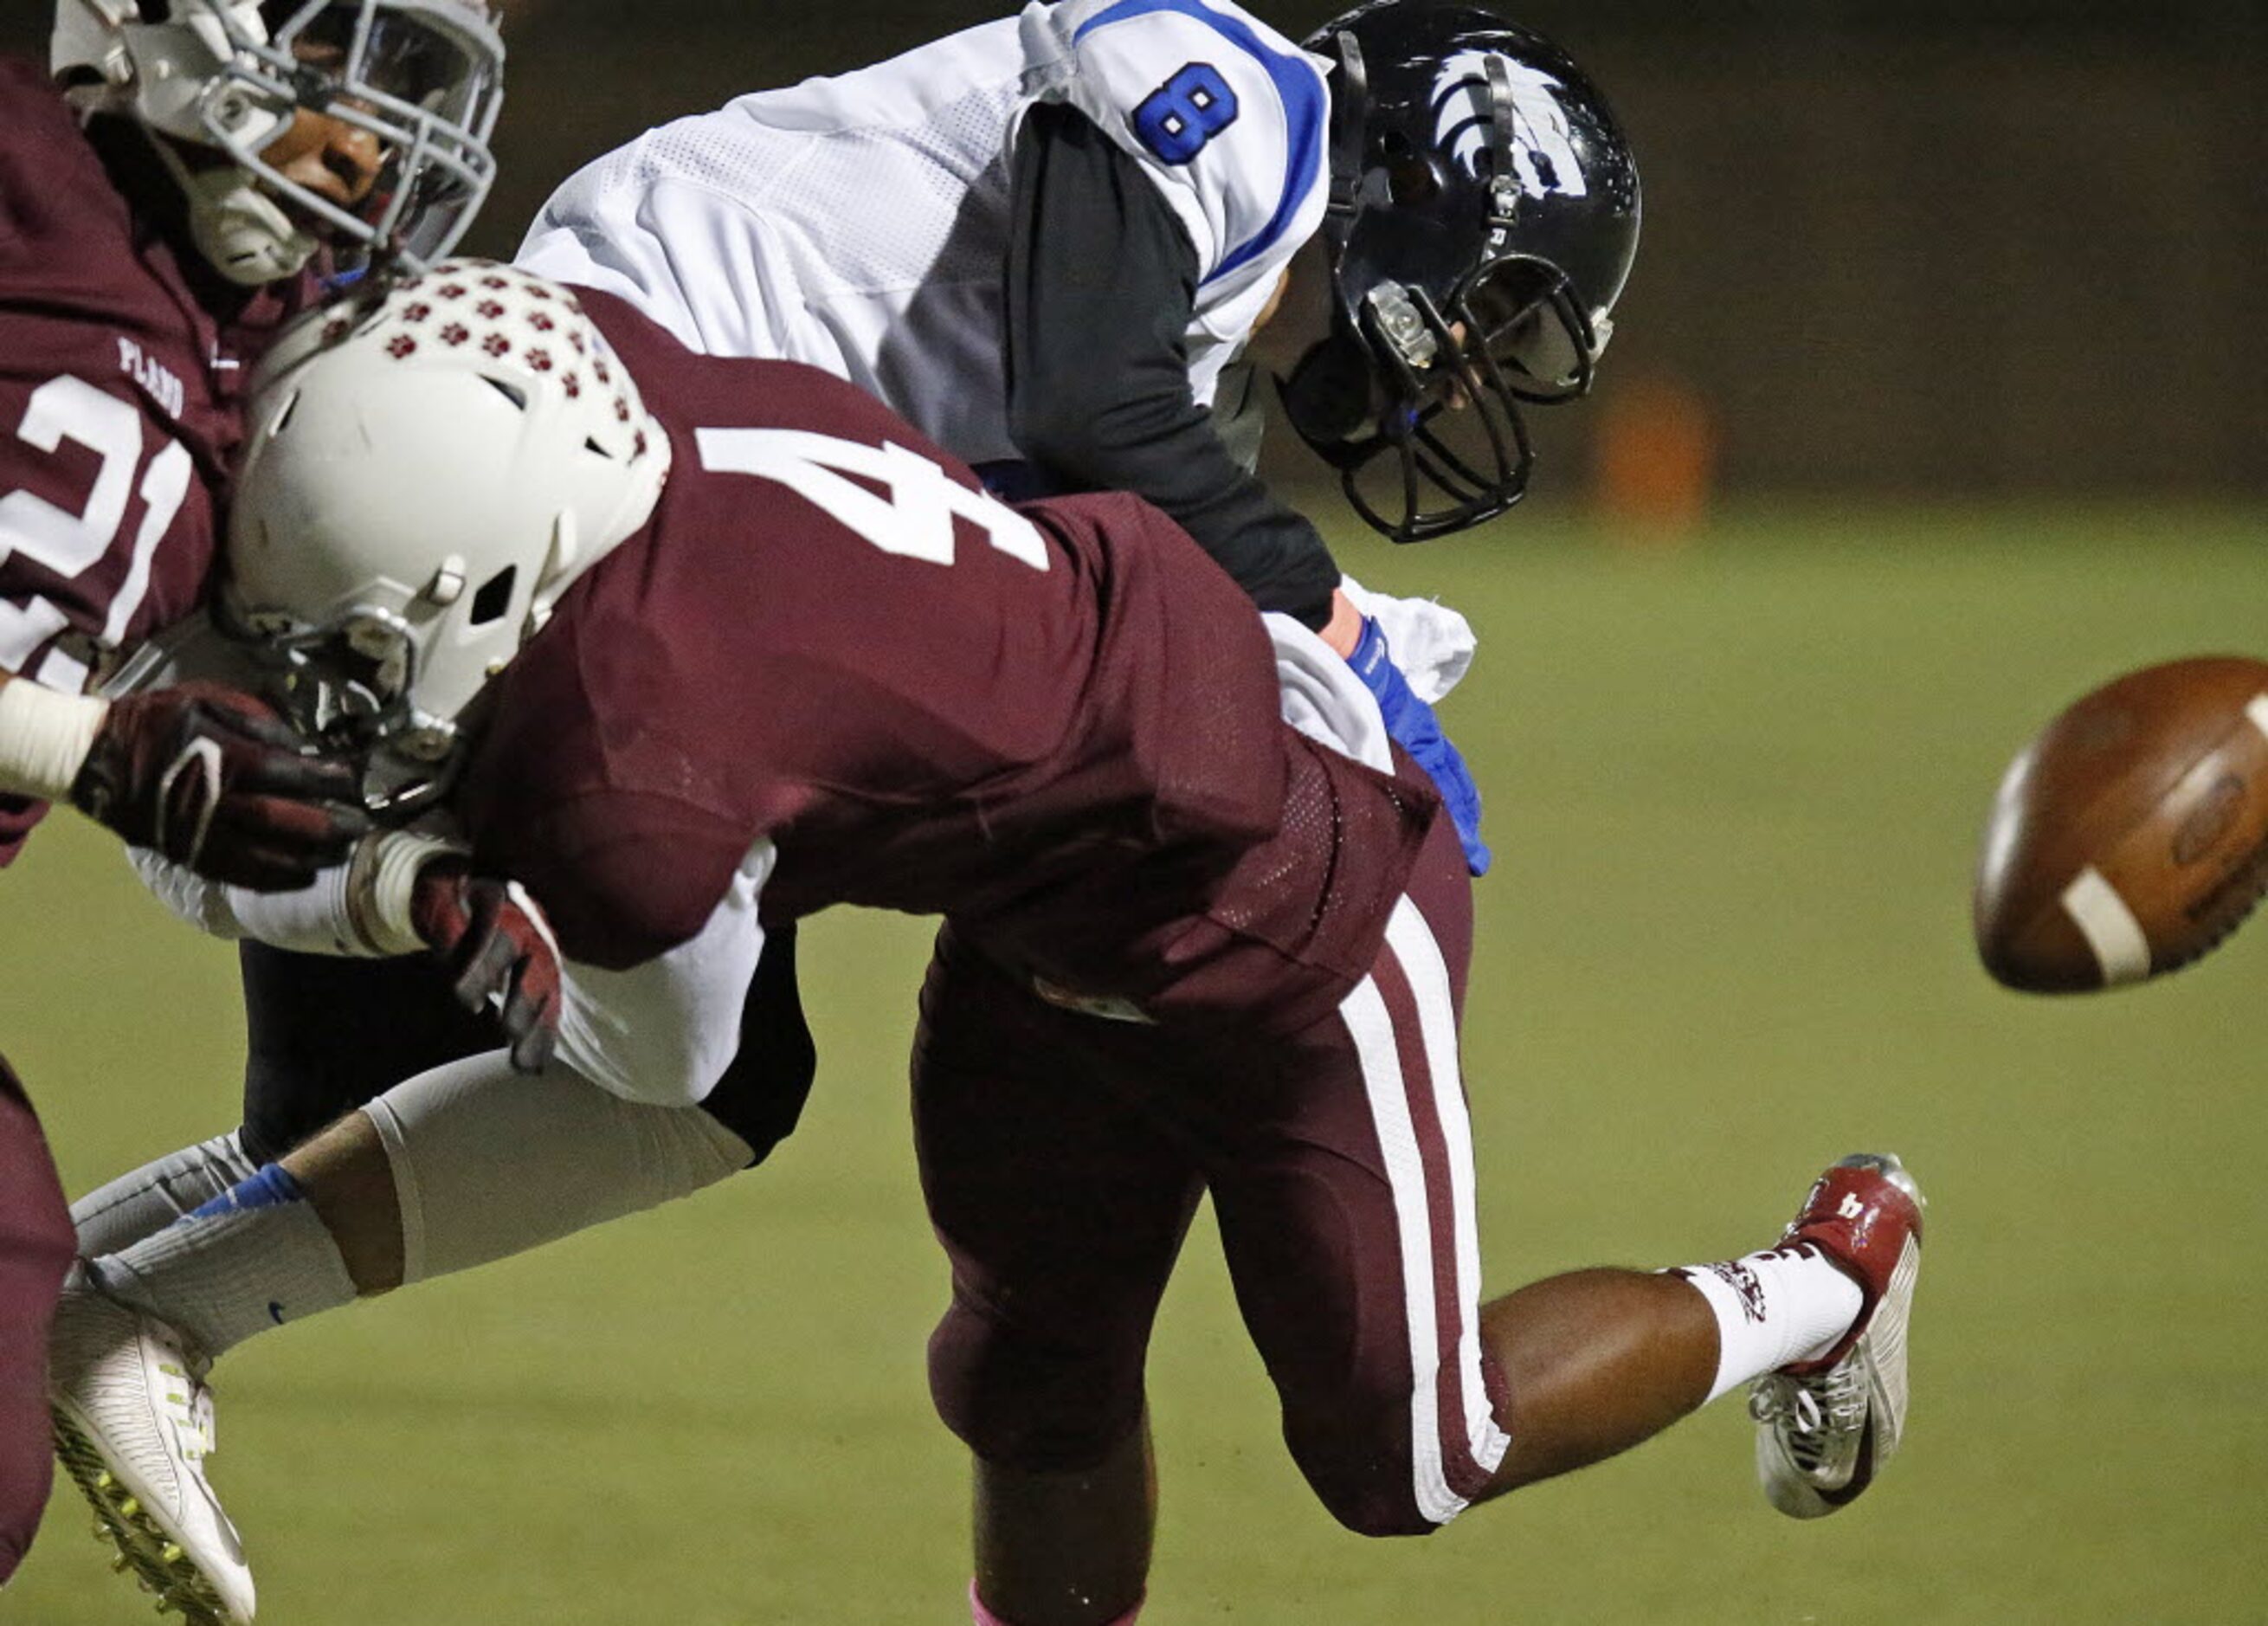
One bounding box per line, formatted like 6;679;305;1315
916;813;1504;1538
0;1053;74;1584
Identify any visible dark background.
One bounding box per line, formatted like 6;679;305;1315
13;2;2264;501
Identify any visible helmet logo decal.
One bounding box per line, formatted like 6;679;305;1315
1433;50;1587;202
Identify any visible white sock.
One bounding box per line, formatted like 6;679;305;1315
83;1165;358;1361
1670;1246;1865;1403
71;1131;261;1259
363;1050;754;1285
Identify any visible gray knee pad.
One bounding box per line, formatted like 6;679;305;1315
364;1052;754;1284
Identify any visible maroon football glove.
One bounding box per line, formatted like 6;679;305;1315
68;682;370;892
409;859;562;1073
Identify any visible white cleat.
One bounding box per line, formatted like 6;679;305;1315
48;1285;254;1623
1748;1152;1924;1519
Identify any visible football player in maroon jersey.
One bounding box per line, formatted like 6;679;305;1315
44;18;1651;1620
0;1056;72;1594
0;0;503;1606
81;264;1927;1625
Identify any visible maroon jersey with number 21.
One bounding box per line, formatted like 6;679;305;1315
0;57;309;861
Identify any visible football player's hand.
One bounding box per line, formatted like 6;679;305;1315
409;859;563;1073
1345;616;1492;876
70;682;370;891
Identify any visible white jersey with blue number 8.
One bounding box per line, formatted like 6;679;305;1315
517;0;1331;459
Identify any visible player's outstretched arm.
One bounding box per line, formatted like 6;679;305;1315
124;826;564;1074
0;672;369;890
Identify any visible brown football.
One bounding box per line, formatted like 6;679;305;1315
1975;655;2268;992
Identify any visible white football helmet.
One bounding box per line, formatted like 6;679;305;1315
53;0;504;284
223;261;670;789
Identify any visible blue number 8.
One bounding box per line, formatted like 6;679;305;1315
1133;62;1240;165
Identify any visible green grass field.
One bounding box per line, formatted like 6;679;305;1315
5;504;2265;1624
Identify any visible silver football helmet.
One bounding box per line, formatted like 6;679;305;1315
222;262;670;803
53;0;504;283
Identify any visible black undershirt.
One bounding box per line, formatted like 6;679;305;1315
1002;102;1339;631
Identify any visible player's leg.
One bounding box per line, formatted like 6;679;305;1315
1183;814;1520;1532
68;944;493;1259
51;934;814;1621
0;1054;74;1588
1467;1156;1921;1508
324;922;809;1290
970;1423;1155;1626
74;926;809;1265
52;1058;758;1624
48;945;523;1623
64;933;809;1342
1195;814;1921;1532
915;929;1195;1626
235;944;501;1166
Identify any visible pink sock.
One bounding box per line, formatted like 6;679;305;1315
970;1579;1143;1626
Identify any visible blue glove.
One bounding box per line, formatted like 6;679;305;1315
1345;616;1492;876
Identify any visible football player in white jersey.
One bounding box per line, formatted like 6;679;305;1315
514;0;1642;874
47;4;1653;1620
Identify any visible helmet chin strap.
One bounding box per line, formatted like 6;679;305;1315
150;136;317;286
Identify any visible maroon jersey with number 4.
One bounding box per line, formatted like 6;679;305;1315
460;293;1439;1029
0;56;312;862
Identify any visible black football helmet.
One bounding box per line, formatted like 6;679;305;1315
1280;1;1641;542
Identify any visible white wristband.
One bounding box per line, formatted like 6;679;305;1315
0;679;106;803
345;829;467;957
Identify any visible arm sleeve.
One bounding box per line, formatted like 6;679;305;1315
474;790;771;1108
125;847;379;955
1004;102;1339;629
